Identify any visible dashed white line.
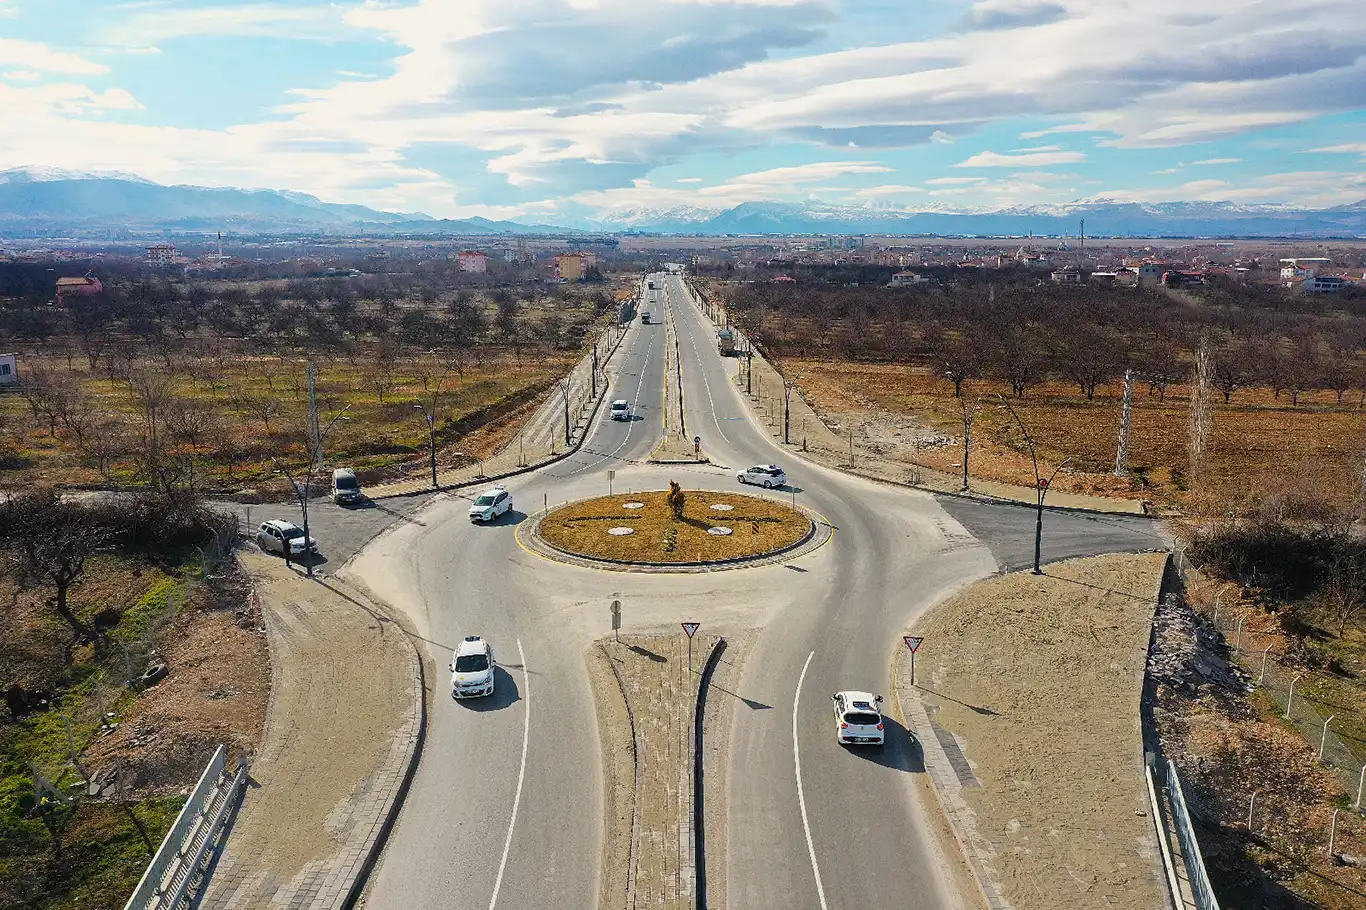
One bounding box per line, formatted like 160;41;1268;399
563;328;655;476
672;276;731;445
489;638;530;910
793;649;829;910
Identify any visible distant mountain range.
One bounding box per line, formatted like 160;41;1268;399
580;199;1366;238
1;168;1364;238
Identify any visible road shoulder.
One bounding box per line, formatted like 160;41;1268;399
897;553;1169;910
201;552;422;910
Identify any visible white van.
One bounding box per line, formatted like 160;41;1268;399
331;468;362;505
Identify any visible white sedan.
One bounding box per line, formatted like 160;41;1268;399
737;464;787;488
832;690;885;746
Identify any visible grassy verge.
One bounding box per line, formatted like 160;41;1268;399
540;490;810;563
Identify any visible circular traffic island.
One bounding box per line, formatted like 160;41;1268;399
534;489;815;568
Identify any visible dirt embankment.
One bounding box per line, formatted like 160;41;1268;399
906;553;1169;910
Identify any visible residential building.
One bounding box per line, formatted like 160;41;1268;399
555;253;584;282
55;276;102;300
457;250;488;273
1138;262;1176;285
1051;267;1082;284
1302;275;1345;294
146;243;178;266
889;271;930;287
0;353;16;386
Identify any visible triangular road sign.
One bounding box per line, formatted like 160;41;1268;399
681;622;701;638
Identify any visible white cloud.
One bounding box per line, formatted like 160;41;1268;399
1150;167;1184;175
1094;170;1366;207
676;177;704;183
725;161;892;185
2;70;41;82
1311;143;1366;154
0;38;107;74
954;149;1086;167
853;184;922;197
1190;157;1241;165
926;176;987;185
104;3;351;45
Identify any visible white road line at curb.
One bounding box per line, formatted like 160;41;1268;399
489;638;530;910
794;649;829;910
675;278;731;446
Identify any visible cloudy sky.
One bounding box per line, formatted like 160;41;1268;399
2;0;1366;219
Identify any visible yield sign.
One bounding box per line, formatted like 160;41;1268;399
681;622;701;639
903;636;924;653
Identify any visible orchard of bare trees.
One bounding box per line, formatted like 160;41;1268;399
724;273;1366;407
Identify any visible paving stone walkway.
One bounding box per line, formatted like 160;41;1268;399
200;552;422;910
603;633;719;910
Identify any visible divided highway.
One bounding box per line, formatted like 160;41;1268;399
345;272;1163;909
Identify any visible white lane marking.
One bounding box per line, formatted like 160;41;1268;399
489;638;530;910
562;329;656;475
793;649;829;910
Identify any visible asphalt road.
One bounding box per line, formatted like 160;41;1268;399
342;272;1170;909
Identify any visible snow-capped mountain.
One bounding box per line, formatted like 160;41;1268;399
0;166;156;186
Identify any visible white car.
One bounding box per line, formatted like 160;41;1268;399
255;519;317;558
609;399;632;421
469;487;512;523
451;636;496;698
832;691;885;746
738;464;787;489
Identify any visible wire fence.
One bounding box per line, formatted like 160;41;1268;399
1173;547;1366;807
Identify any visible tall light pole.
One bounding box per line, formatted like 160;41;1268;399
998;395;1071;575
783;380;793;445
413;402;438;489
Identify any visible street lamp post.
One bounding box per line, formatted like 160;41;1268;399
783;381;793;445
413;403;438;489
998;395;1071;575
591;343;599;400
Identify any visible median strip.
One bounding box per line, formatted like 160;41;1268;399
589;633;721;909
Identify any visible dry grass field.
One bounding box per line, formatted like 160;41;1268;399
0;351;572;495
539;490;810;563
782;358;1366;514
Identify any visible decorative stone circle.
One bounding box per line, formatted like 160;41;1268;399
707;527;733;536
709;503;735;511
623;502;645;510
608;527;635;536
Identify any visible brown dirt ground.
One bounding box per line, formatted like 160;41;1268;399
1168;575;1366;908
540;490;810;563
907;553;1169;910
83;593;268;795
781;358;1366;514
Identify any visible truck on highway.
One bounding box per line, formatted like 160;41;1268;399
717;328;736;356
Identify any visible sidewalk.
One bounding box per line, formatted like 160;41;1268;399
689;288;1147;516
201;551;423;910
365;321;630;499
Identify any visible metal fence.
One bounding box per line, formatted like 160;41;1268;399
123;744;248;910
1173;548;1366;805
1164;758;1222;910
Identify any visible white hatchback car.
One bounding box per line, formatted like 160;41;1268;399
469;487;512;523
738;464;787;488
609;399;632;421
832;690;885;746
451;636;496;698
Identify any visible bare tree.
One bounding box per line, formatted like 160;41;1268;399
85;419;130;479
129;370;174;449
927;327;982;398
166;399;213;448
1135;339;1184;402
1322;548;1366;638
370;339;402;404
57;387;97;451
1;490;115;652
1189;335;1214;484
1211;341;1257;404
1057;326;1124;400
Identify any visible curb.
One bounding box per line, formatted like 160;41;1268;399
601;641;642;910
693;637;725;910
893;678;1013;910
341;618;426;909
364;321;633;502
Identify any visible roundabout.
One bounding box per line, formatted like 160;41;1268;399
521;487;828;571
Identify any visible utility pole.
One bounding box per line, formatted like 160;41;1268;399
591;344;599;400
1115;369;1133;477
746;342;753;395
307;359;321;465
783;381;792;444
